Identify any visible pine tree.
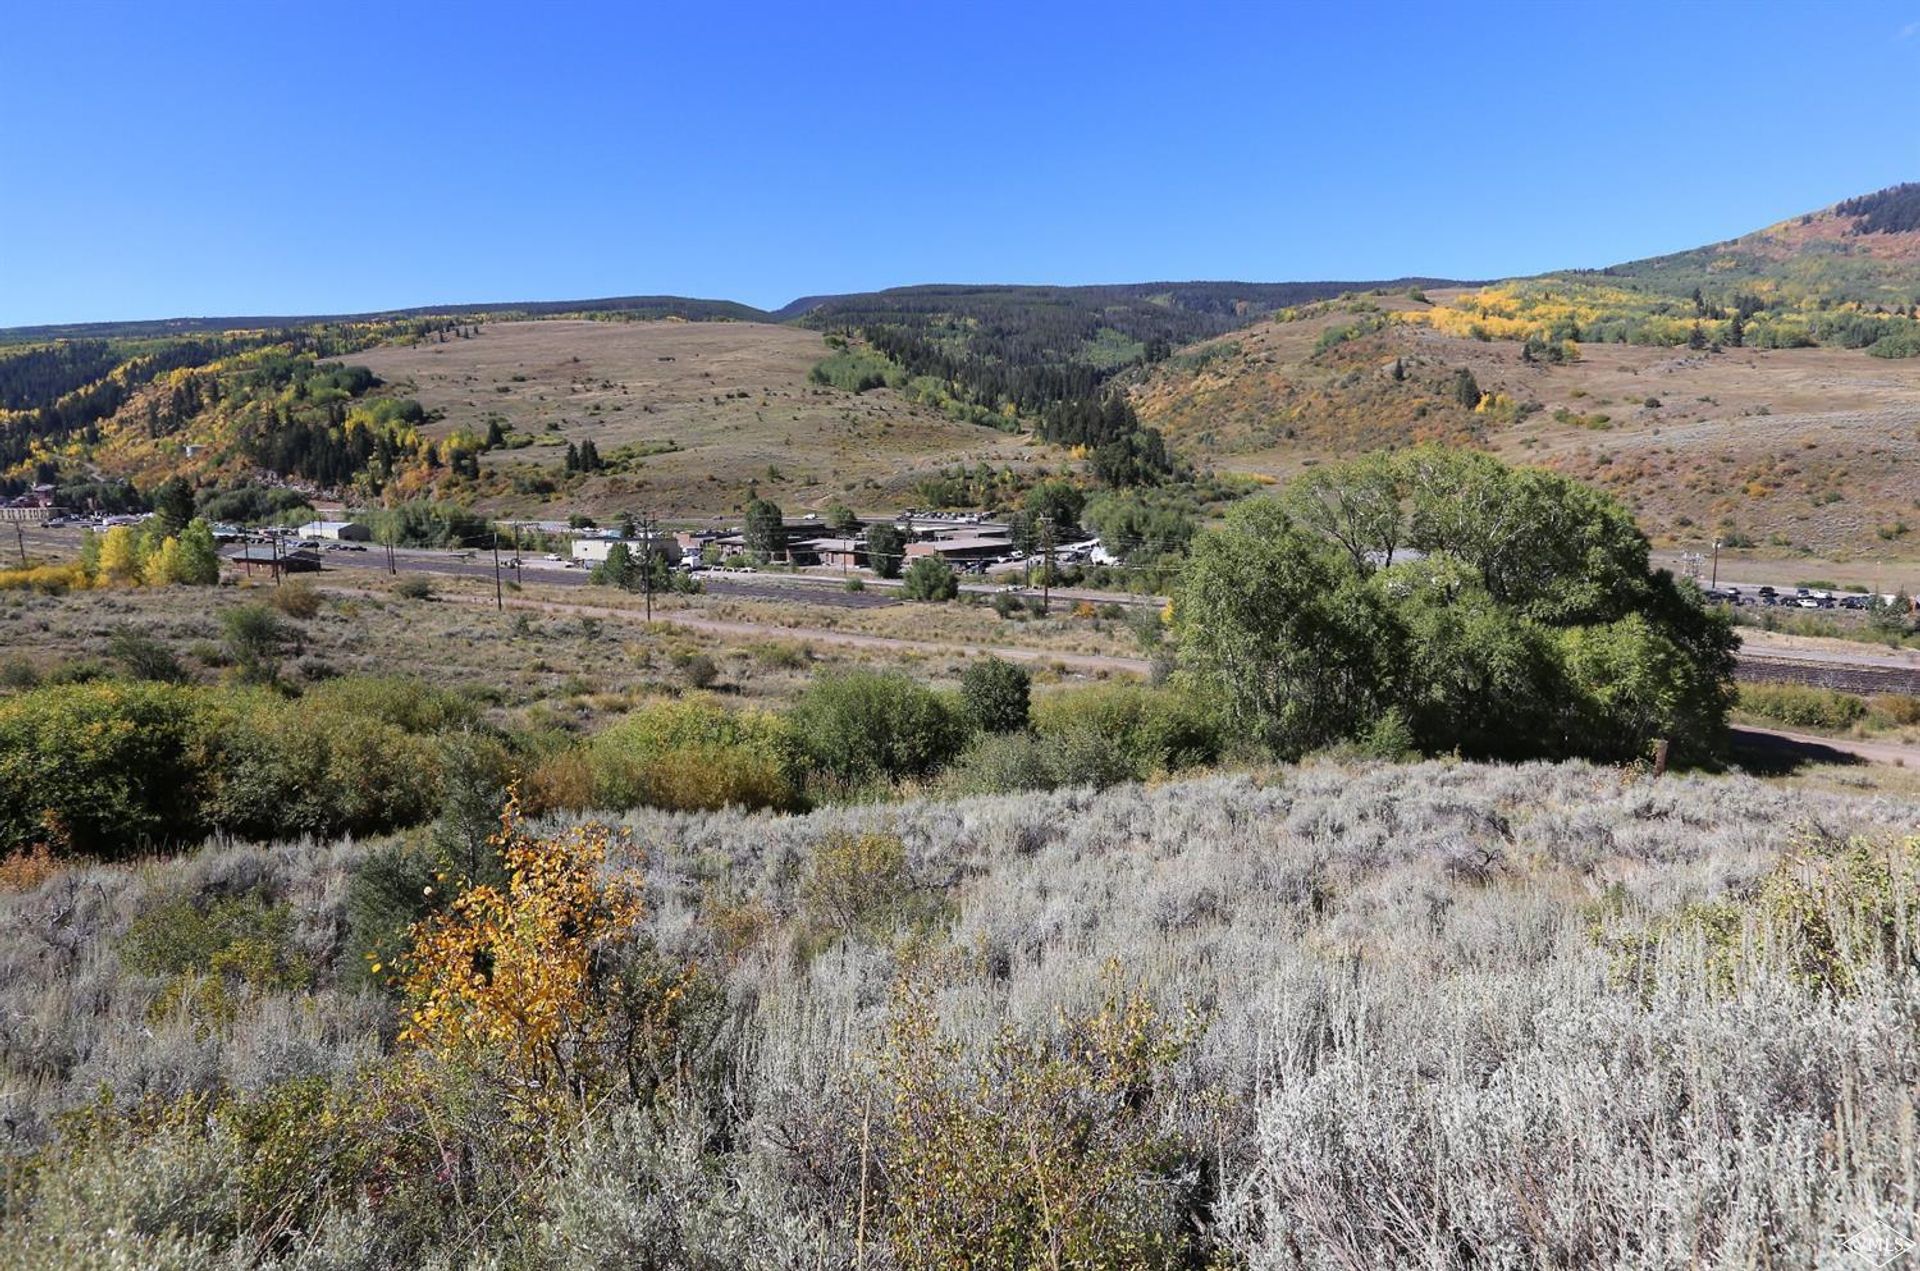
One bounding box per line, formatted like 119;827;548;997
1452;368;1481;409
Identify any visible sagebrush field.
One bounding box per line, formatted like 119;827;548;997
2;762;1917;1266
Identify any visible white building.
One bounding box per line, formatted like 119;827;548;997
571;534;683;566
297;520;371;542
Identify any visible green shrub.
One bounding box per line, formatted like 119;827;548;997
302;675;481;735
268;579;323;619
800;830;941;942
678;653;720;690
589;696;801;813
789;670;969;787
204;690;444;839
394;575;434;601
221;603;294;683
0;656;40;689
960;657;1031;734
941;731;1059;795
1031;683;1223;784
876;970;1204;1268
1872;694;1920;727
1616;834;1920;997
107;629;189;684
1737;682;1868;731
902;556;959;602
121;887;310;1017
0;681;214;857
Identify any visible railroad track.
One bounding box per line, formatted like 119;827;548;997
1735;655;1920;697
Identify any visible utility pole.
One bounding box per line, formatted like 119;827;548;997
641;512;655;623
270;531;282;586
13;521;25;568
491;529;504;611
1710;538;1721;591
1038;514;1054;615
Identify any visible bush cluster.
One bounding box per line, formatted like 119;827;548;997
0;676;481;857
1737;681;1868;730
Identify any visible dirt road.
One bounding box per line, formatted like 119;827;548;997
1730;725;1920;768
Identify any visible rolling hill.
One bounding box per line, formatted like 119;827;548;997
1129;185;1920;563
345;319;1041;519
0;277;1473;517
1591;181;1920;308
6;184;1920;556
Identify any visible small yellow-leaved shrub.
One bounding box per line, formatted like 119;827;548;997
396;803;692;1123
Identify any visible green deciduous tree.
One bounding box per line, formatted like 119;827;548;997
902;556;959;602
1024;480;1085;536
825;501;859;535
1177;449;1736;764
865;523;906;578
960;656;1031;733
743;498;784;564
1177;501;1399;757
176;518;221;584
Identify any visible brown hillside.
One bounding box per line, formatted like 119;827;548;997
1132;297;1920;562
350;319;1041;519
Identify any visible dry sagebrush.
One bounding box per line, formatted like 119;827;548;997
0;760;1916;1267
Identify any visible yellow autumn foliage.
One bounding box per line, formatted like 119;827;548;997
396;802;689;1118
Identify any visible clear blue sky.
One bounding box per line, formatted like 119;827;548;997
4;0;1918;326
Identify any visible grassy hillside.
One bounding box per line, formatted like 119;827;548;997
1132;186;1920;562
1134;293;1920;561
348;319;1045;518
1593;181;1920;310
792;278;1475;424
0;294;768;344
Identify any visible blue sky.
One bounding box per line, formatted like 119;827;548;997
3;0;1918;326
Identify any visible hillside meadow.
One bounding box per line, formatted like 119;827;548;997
1131;292;1920;564
347;319;1042;520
